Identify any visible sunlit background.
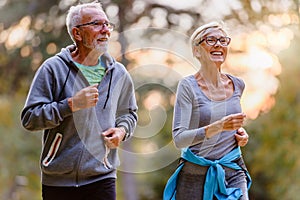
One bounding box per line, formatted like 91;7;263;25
1;0;300;199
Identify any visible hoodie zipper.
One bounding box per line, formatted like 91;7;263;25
56;54;114;186
75;147;84;187
74;69;113;186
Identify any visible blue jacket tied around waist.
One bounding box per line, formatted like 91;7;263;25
163;147;251;200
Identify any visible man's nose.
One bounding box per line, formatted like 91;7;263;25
100;24;110;34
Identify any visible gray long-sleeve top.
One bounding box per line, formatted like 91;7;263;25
172;74;245;160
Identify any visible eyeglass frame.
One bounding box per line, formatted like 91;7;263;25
75;20;115;31
198;36;231;46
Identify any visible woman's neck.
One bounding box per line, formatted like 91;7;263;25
197;67;222;87
195;68;233;101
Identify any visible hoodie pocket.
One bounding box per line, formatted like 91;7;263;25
42;133;62;167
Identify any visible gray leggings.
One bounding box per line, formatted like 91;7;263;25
176;160;249;200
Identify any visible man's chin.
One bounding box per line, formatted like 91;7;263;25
95;46;108;54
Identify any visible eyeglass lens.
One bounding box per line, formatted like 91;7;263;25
206;36;230;46
76;21;114;31
94;21;114;30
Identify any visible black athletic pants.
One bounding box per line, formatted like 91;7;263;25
42;178;116;200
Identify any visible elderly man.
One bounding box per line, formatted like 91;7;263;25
21;2;137;200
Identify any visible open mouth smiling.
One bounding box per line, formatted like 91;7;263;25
98;38;108;42
210;51;223;56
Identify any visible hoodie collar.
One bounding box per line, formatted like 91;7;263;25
63;44;115;70
100;51;115;71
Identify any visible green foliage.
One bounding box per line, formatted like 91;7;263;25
245;35;300;199
0;96;41;200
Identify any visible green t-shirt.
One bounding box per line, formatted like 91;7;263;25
74;60;106;85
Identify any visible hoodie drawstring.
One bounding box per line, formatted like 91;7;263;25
57;55;76;100
57;54;113;109
102;144;113;169
103;69;113;109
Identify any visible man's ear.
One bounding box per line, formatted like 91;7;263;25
72;27;82;41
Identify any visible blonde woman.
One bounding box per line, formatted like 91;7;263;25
164;22;251;200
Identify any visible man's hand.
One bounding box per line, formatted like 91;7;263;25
101;127;126;149
235;127;249;147
68;84;99;112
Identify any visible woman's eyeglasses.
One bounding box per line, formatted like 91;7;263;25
198;36;231;46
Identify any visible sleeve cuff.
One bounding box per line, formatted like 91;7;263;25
117;125;129;141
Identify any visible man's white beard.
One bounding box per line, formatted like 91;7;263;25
93;39;108;54
83;39;108;54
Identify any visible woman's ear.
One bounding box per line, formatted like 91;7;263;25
193;45;201;58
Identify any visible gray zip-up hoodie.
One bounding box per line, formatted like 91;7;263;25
21;45;138;187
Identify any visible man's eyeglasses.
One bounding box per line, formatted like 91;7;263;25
198;36;231;46
75;20;115;31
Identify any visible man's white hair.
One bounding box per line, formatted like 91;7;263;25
66;1;104;42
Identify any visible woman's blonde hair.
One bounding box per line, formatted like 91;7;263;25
190;21;229;47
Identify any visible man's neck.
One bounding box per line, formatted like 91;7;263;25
71;47;104;66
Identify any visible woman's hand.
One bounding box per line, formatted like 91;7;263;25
222;113;246;131
235;127;249;147
205;113;246;138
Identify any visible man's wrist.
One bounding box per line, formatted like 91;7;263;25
67;97;73;112
117;126;128;141
68;97;80;112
